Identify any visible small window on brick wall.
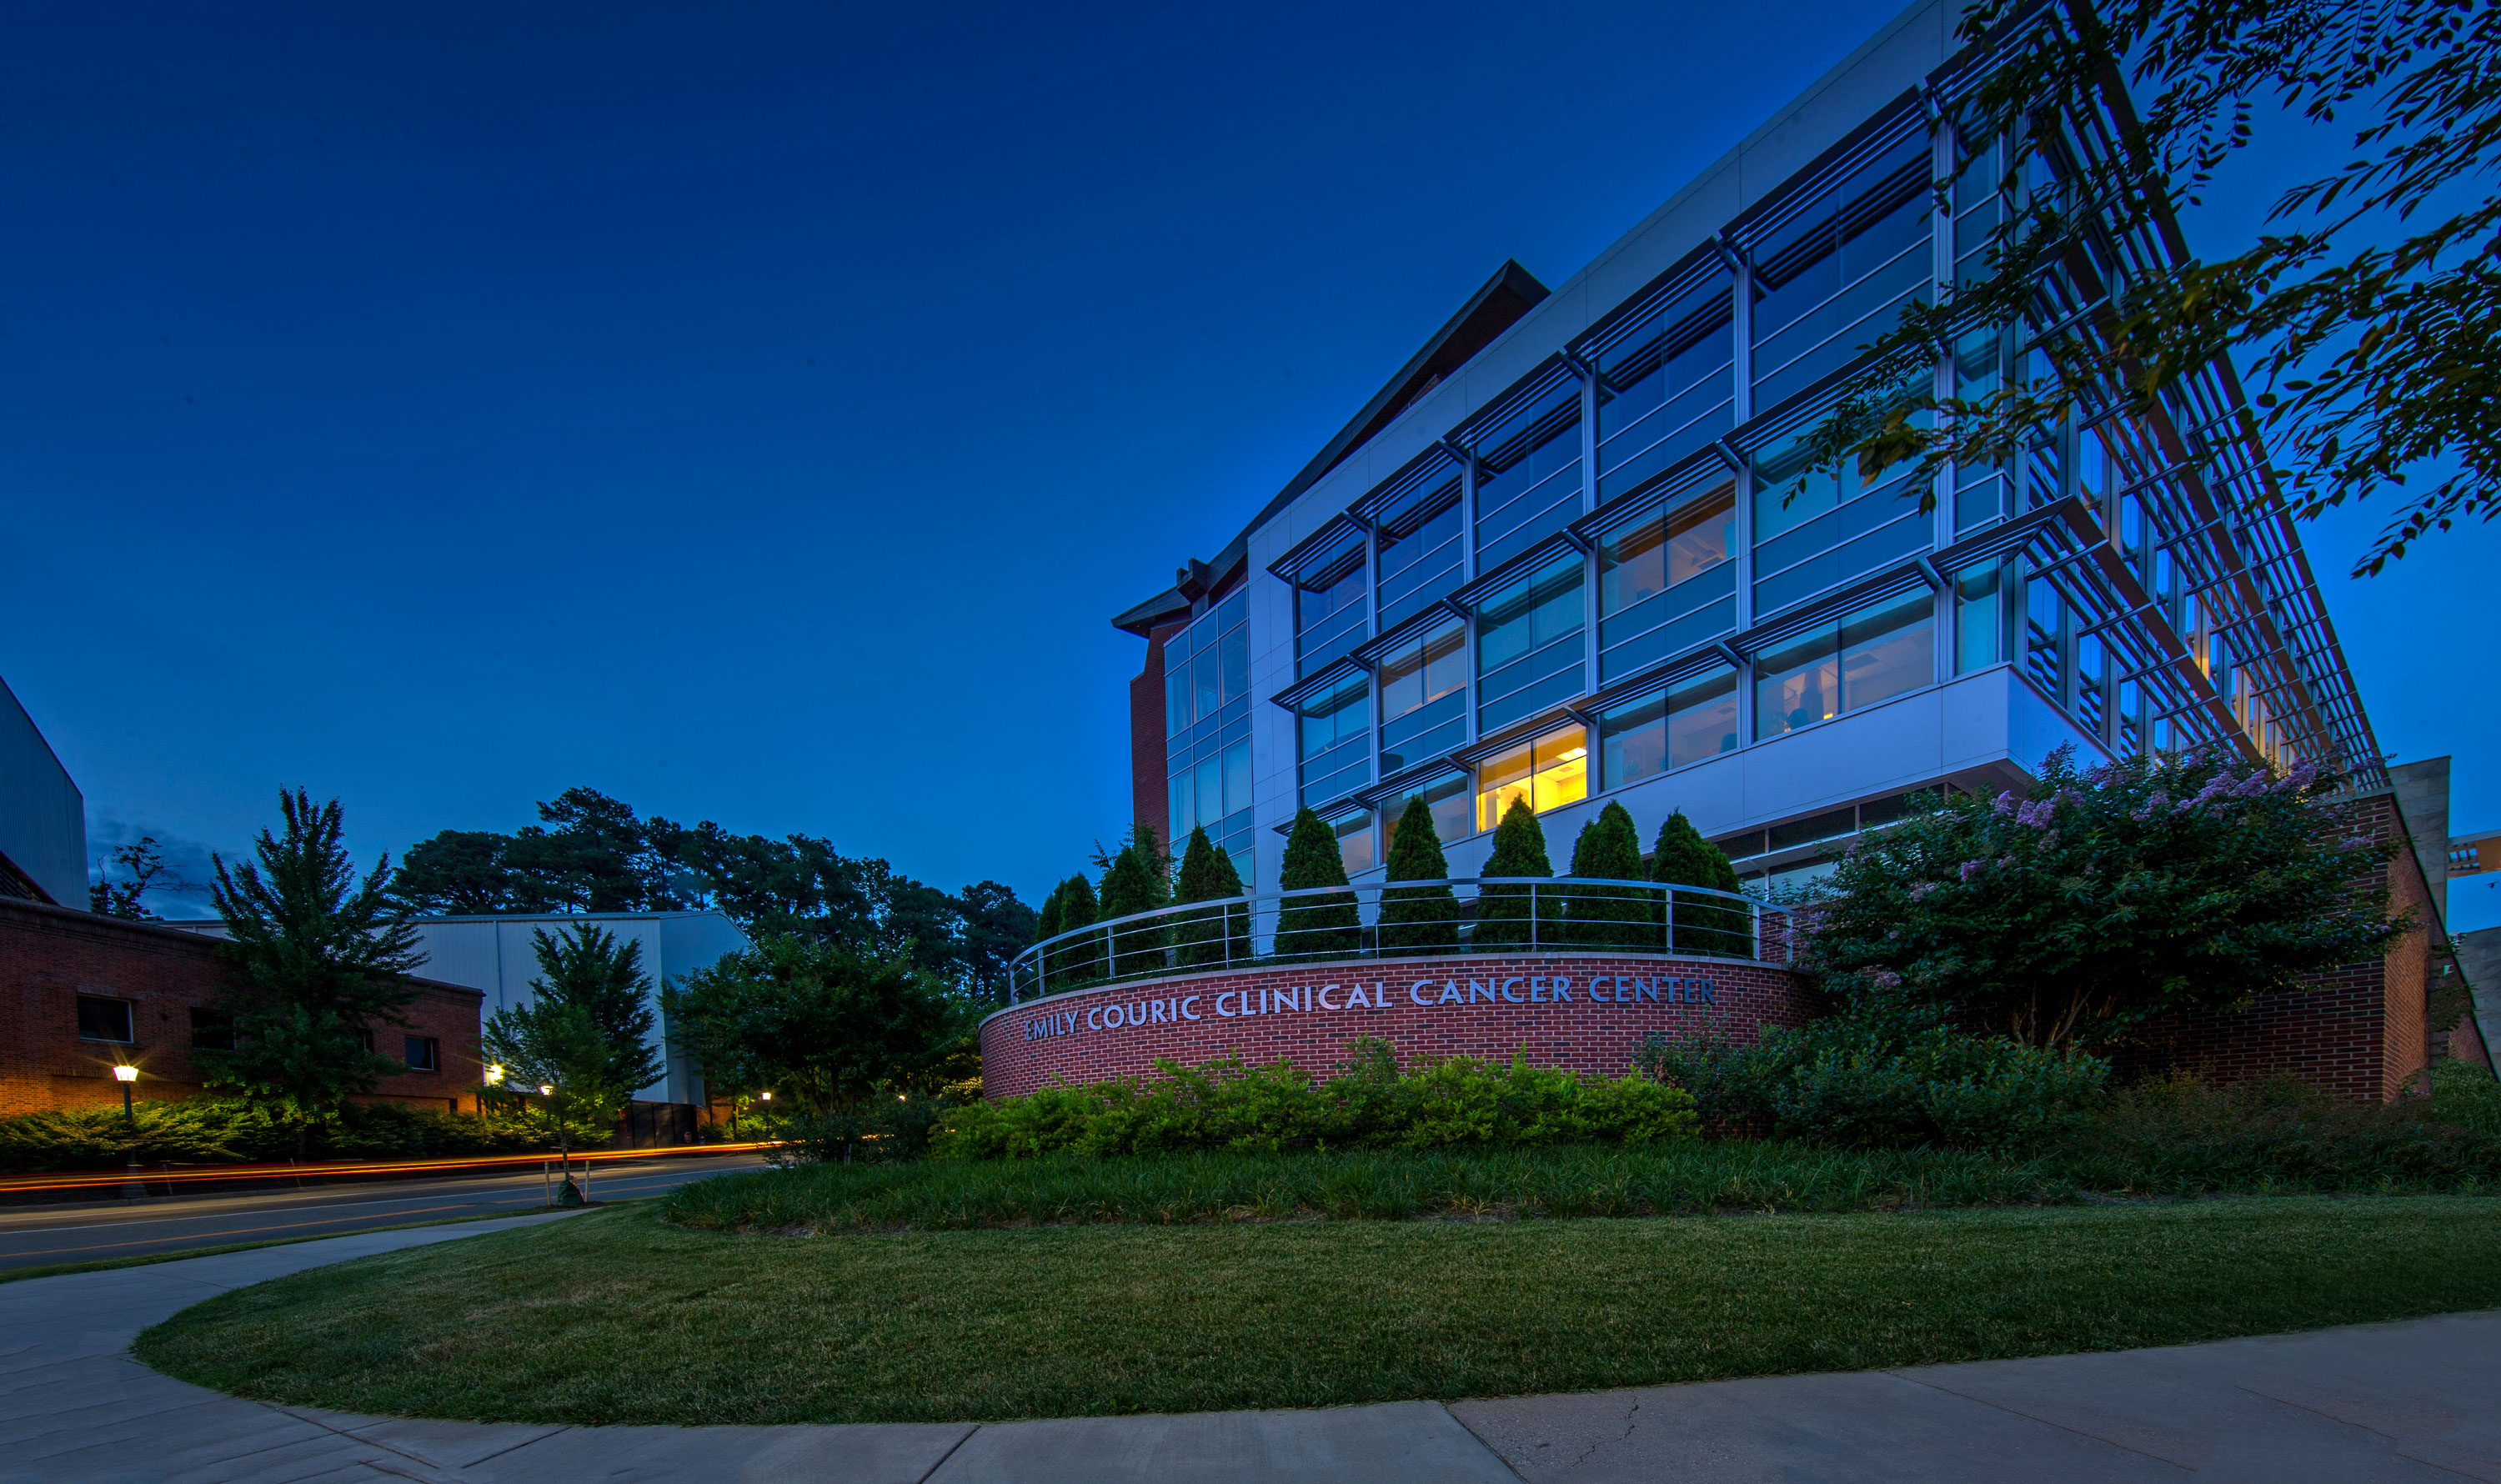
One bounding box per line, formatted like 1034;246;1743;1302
403;1036;439;1073
76;995;134;1044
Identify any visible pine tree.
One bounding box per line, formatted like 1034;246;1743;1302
1472;798;1554;949
1275;807;1361;960
197;790;425;1157
526;922;664;1095
1044;874;1102;988
1172;825;1250;967
1096;825;1171;978
1377;795;1461;953
1565;800;1651;949
1651;810;1748;956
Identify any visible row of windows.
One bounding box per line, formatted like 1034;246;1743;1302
1314;585;1962;877
73;995;440;1070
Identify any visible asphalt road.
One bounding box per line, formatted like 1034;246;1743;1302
0;1152;765;1271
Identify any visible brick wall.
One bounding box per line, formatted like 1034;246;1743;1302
0;896;484;1117
980;952;1817;1097
1127;619;1183;845
2120;790;2435;1103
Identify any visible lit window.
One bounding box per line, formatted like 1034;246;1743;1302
1476;724;1589;831
1753;593;1934;740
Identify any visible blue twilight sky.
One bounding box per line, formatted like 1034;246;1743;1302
3;1;2493;925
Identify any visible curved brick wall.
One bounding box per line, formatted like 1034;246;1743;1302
978;952;1817;1098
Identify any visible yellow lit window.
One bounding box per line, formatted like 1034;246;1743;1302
1476;724;1589;831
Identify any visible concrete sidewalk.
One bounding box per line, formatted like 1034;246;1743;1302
1;1220;2495;1483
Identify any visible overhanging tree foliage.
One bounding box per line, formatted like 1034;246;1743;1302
1378;795;1462;954
391;786;1035;999
523;923;664;1096
1805;0;2501;576
1804;745;2406;1047
1276;808;1361;960
662;936;970;1118
196;790;425;1156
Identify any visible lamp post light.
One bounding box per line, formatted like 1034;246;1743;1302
113;1065;143;1200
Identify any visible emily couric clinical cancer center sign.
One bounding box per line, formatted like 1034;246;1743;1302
977;952;1814;1097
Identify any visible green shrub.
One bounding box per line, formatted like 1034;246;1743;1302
1377;795;1461;953
1276;808;1361;960
2045;1070;2501;1191
1638;1010;2108;1151
0;1097;550;1174
1473;798;1555;948
2426;1059;2501;1137
933;1038;1697;1158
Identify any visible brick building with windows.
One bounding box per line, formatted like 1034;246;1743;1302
0;895;484;1119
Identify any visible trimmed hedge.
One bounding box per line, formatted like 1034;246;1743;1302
932;1038;1697;1158
0;1099;552;1173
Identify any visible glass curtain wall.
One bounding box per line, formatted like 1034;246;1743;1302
1371;455;1466;632
1476;553;1586;732
1288;528;1368;677
1753;591;1935;739
1596;662;1739;790
1749;131;1934;414
1385;772;1474;852
1378;623;1467;774
1596;480;1737;681
1593;274;1734;504
1750;420;1931;618
1298;672;1371;809
1467;367;1584;575
1165;592;1253;877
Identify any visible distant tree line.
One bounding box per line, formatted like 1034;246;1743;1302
390;786;1035;1003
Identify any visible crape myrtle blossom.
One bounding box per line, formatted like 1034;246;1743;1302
1794;745;2405;1050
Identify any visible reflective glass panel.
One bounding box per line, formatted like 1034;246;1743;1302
1666;664;1740;767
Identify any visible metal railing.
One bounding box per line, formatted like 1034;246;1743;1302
1005;877;1793;1003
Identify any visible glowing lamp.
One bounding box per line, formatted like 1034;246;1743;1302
112;1065;138;1083
759;1090;773;1101
485;1064;505;1085
539;1084;554;1097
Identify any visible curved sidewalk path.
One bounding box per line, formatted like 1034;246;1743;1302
4;1218;2499;1483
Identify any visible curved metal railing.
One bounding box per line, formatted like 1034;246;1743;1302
1004;876;1792;1003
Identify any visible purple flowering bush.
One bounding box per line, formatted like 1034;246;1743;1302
1806;745;2407;1049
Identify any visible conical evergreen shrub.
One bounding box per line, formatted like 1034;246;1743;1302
1044;874;1103;987
1565;800;1652;948
1275;807;1361;960
1651;810;1749;956
1377;795;1461;954
1097;825;1172;979
1171;825;1250;967
1471;798;1554;949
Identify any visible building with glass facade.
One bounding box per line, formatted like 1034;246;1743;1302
1111;0;2380;900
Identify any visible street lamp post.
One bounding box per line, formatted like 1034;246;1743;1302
113;1065;142;1200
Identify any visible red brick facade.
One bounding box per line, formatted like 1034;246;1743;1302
0;896;484;1118
980;952;1818;1097
2118;790;2441;1103
1128;619;1184;845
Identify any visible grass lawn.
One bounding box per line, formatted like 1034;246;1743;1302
136;1194;2501;1426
